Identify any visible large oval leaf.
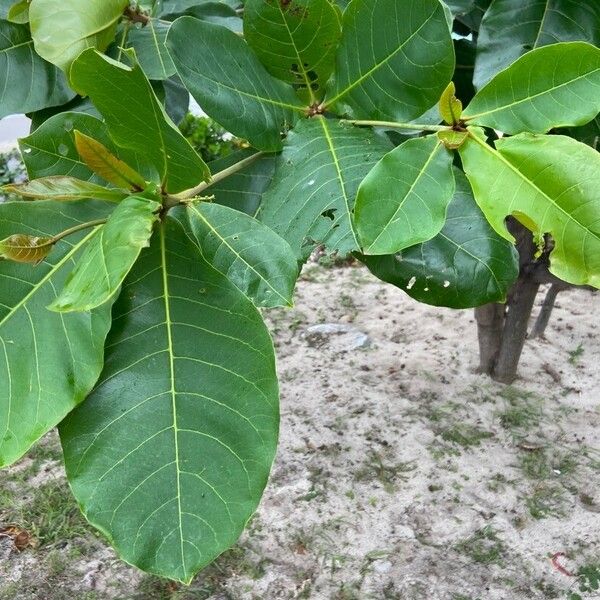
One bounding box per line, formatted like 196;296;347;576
358;169;519;309
50;195;161;312
474;0;600;88
259;117;392;260
167;16;304;151
29;0;128;72
324;0;454;122
186;202;298;308
353;134;455;255
0;20;74;118
0;200;113;467
70;49;210;194
59;212;279;583
459;129;600;289
463;42;600;134
243;0;341;104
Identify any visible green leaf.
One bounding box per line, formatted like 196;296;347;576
2;176;128;202
20;112;148;183
59;212;279;583
474;0;600;88
243;0;341;104
186;202;298;308
167;17;304;151
50;195;160;312
358;168;519;309
157;0;239;18
439;81;463;125
354;135;455;255
0;234;53;263
7;0;29;23
463;42;600;134
259;118;392;260
208;150;276;217
324;0;455;122
459;129;600;289
127;19;176;80
74;131;147;191
29;0;128;72
0;200;113;467
70;49;210;193
161;2;242;32
0;20;74;118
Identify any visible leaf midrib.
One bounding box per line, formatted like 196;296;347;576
464;66;600;121
365;139;443;252
159;224;186;578
318;117;359;249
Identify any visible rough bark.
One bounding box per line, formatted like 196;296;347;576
475;303;504;375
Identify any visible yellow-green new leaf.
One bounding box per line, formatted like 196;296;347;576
3;176;128;202
439;81;463;125
0;200;114;467
354;135;455;255
459;129;600;289
50;195;161;312
463;42;600;134
29;0;128;72
0;234;53;263
75;131;147;191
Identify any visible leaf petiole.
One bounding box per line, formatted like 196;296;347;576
168;151;265;202
343;120;451;132
46;218;108;247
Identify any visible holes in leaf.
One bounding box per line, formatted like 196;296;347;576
291;63;320;92
321;208;336;221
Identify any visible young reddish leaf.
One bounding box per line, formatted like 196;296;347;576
74;131;147;191
0;234;53;264
439;82;463;125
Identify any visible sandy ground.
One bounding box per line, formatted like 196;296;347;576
1;262;599;600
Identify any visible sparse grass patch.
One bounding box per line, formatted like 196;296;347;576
1;479;91;548
440;424;494;448
354;450;415;492
568;343;585;365
498;387;543;431
455;526;506;565
525;484;566;519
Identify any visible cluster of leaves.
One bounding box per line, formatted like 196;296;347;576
0;0;599;586
178;113;245;162
0;149;27;201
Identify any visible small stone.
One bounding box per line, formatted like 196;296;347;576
303;323;371;351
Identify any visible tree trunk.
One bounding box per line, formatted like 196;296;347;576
475;303;504;374
475;220;543;383
530;284;562;339
492;275;540;383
